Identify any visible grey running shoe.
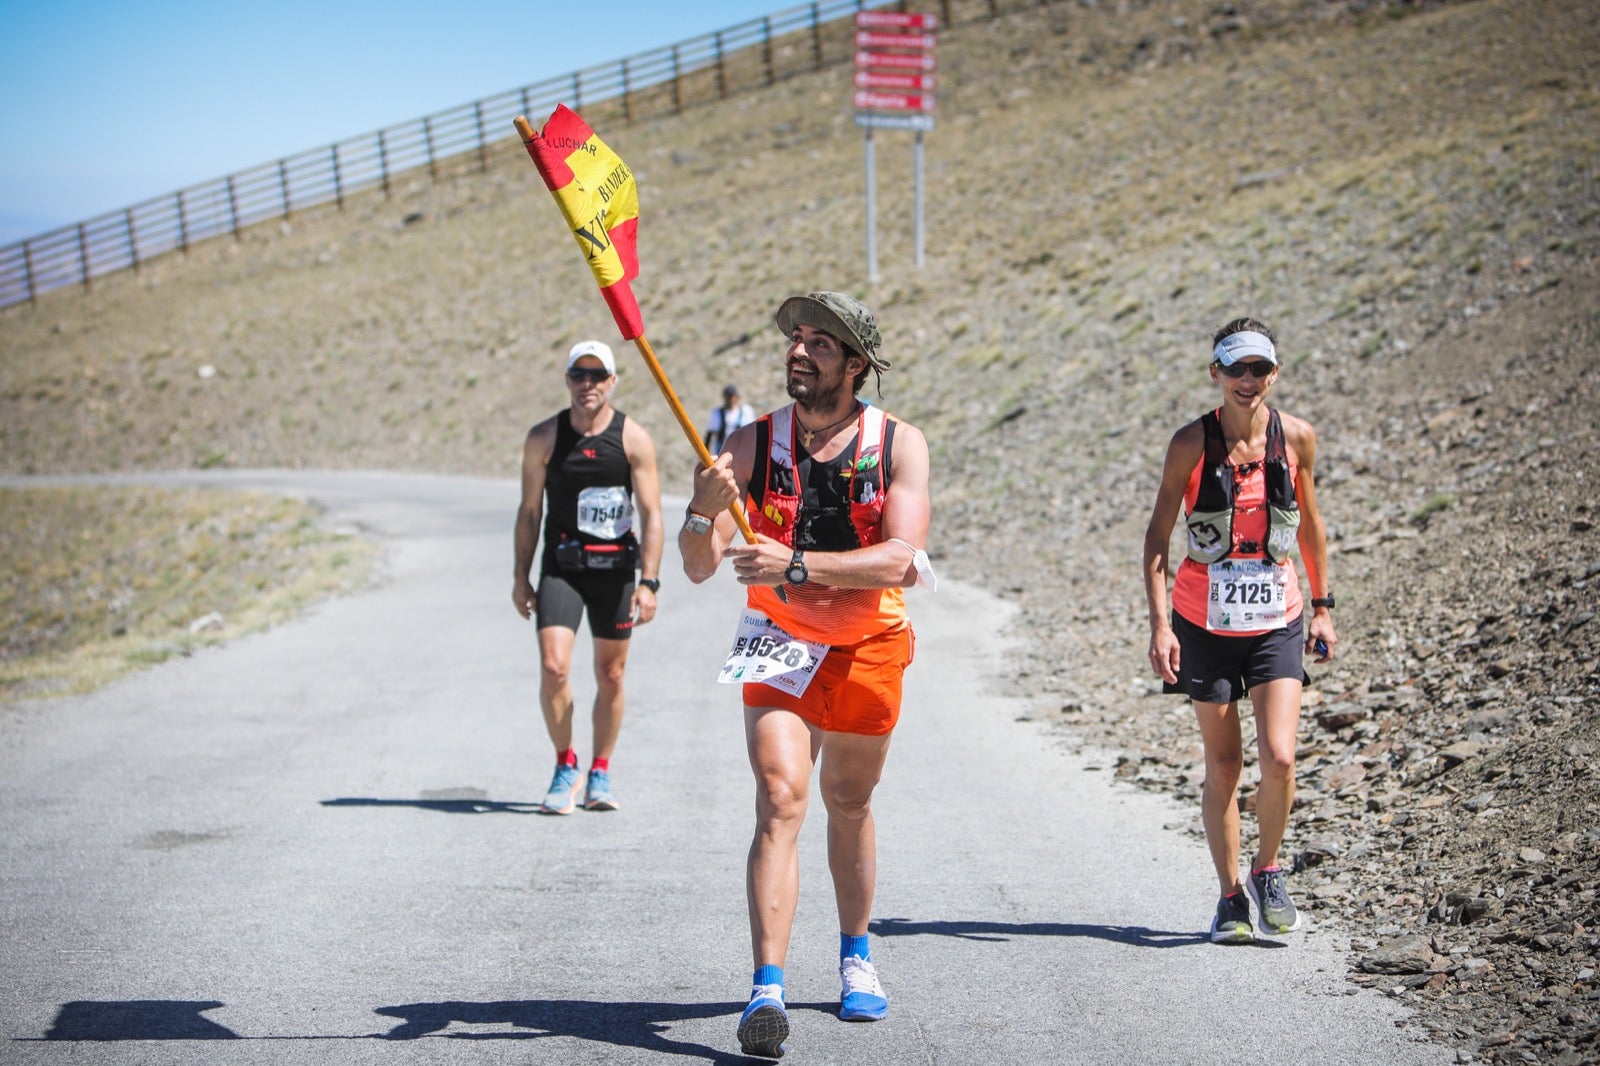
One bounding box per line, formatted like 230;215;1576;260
1247;866;1302;933
737;984;788;1059
540;762;582;815
1210;891;1254;944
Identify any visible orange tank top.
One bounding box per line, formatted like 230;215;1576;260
1171;451;1304;634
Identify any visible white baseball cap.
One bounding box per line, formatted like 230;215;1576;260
566;340;616;374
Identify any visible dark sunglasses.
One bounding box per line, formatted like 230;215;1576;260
1214;360;1276;379
566;367;612;384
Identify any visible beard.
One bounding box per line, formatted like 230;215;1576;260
786;368;850;413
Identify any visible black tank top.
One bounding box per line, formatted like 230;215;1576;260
542;410;635;573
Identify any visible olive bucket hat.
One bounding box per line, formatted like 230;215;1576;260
774;292;891;373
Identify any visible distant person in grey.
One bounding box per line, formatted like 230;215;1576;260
1142;317;1338;944
703;384;754;455
513;340;664;815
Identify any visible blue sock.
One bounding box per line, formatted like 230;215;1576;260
753;965;784;989
840;933;870;962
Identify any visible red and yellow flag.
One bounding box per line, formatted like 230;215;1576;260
519;105;643;340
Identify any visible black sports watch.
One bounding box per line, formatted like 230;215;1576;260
784;549;809;585
1310;595;1336;609
638;577;661;594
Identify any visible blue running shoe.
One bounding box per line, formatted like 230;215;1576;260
838;956;888;1021
584;768;619;811
540;763;581;815
1247;866;1302;934
737;984;788;1059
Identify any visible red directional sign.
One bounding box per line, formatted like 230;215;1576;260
855;11;939;30
853;90;935;113
855;70;936;91
856;50;937;71
856;30;936;50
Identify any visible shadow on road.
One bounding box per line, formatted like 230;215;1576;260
373;998;747;1060
870;916;1227;949
39;1000;237;1040
29;998;755;1060
320;797;541;814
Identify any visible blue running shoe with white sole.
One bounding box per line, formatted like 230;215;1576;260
737;983;788;1059
584;769;618;811
839;956;888;1021
540;763;582;815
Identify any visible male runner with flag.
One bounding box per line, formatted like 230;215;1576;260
679;292;934;1059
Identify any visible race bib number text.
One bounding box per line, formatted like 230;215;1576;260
1206;559;1289;632
718;609;828;697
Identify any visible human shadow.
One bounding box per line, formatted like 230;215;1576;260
41;1000;238;1040
372;998;753;1060
870;916;1233;949
320;797;541;814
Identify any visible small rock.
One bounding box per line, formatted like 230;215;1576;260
1437;740;1486;767
1360;935;1436;975
187;611;225;634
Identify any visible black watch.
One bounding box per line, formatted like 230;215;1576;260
784;549;809;585
1310;595;1335;609
638;577;660;593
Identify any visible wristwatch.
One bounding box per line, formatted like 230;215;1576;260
638;577;660;593
683;511;713;535
784;549;809;585
1310;595;1336;609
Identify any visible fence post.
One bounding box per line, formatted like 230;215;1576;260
378;131;391;199
77;223;91;290
520;86;530;117
177;191;190;253
573;72;583;110
22;240;36;303
474;101;487;170
424;117;438;183
942;0;952;25
226;176;241;238
763;17;775;84
811;3;823;69
125;209;141;272
622;58;632;123
671;46;682;112
331;145;345;210
715;32;726;98
278;160;291;219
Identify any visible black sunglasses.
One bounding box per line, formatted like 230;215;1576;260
566;367;612;384
1214;360;1276;379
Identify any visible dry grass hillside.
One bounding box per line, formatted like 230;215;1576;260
3;0;1597;1059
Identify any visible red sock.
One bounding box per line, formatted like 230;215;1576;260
557;748;579;769
591;757;610;773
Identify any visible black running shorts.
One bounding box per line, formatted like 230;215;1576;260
536;571;636;640
1165;611;1307;704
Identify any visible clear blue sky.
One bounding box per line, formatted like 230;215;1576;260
0;0;800;245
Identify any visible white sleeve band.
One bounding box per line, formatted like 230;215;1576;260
886;537;938;593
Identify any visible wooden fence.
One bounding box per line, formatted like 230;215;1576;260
0;0;1042;309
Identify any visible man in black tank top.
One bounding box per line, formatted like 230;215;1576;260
513;341;664;815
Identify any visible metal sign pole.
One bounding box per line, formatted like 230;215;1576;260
865;127;879;284
914;129;925;269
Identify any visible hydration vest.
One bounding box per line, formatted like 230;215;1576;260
746;404;893;551
1184;408;1300;564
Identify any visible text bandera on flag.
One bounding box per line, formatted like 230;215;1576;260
521;105;643;340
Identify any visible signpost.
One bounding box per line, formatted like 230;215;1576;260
853;11;937;282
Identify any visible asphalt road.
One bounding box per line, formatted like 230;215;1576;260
0;471;1452;1064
